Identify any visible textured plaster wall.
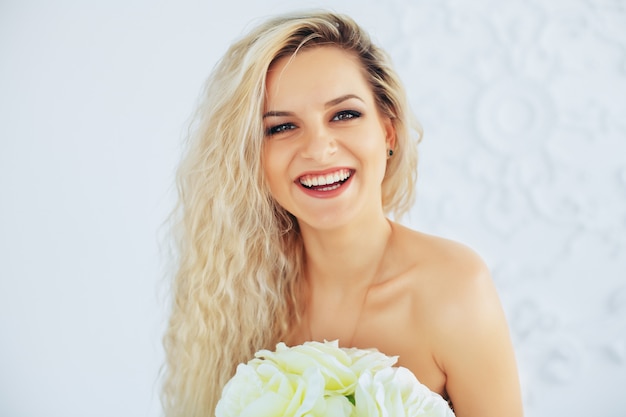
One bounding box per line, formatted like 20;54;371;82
0;1;624;416
384;1;626;416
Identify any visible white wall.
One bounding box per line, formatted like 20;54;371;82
1;1;624;416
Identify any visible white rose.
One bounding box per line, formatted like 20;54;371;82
215;361;330;417
216;341;359;417
354;367;455;417
256;340;358;395
342;345;398;377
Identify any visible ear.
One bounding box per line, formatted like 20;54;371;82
383;117;396;150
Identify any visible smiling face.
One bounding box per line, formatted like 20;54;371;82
262;46;395;231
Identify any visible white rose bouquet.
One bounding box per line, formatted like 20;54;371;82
215;340;455;417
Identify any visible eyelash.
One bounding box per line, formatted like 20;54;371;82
265;110;362;136
265;123;296;136
332;110;361;121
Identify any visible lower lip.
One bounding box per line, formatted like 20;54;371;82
296;173;354;199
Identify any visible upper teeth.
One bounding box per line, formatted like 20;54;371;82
299;169;351;187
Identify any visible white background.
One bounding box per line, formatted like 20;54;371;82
1;1;625;416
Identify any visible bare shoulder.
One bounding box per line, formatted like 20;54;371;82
390;223;491;302
391;223;501;334
390;223;524;416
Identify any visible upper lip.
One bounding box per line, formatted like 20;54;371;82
296;168;353;187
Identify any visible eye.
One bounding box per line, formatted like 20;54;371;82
265;123;296;136
332;110;361;121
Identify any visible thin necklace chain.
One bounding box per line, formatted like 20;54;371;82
306;228;391;348
306;282;373;348
346;281;373;347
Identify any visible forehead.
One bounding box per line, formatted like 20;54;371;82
265;46;373;108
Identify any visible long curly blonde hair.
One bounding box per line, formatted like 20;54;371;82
162;10;421;417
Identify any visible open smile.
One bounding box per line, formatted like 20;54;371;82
297;168;354;192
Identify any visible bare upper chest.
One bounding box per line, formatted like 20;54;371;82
353;282;446;395
292;273;447;396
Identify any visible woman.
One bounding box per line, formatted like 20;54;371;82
162;10;523;417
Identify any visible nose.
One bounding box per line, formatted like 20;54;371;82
300;125;337;162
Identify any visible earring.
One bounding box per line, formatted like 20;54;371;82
387;149;394;157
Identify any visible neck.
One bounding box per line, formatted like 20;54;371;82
300;214;393;290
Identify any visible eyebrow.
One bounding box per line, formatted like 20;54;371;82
325;94;364;108
263;94;365;119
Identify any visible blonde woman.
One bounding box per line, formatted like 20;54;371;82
162;10;523;417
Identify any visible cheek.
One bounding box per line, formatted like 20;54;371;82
359;127;390;179
355;127;389;161
261;149;275;186
262;144;287;193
